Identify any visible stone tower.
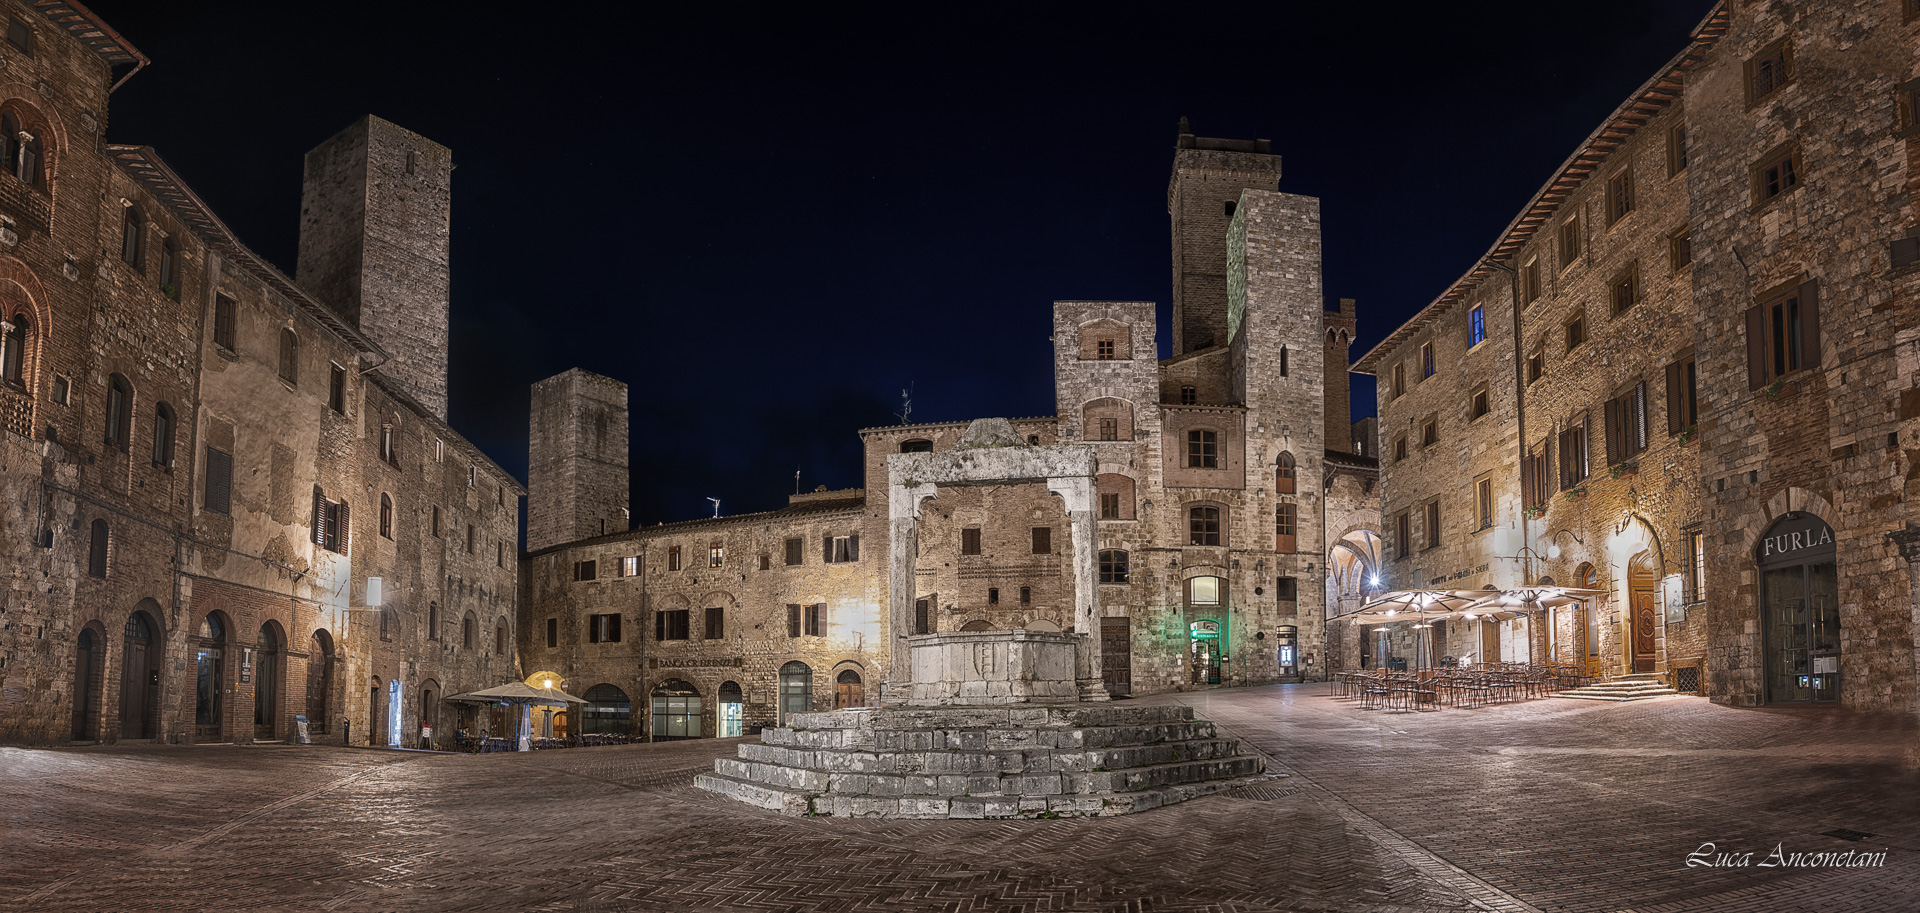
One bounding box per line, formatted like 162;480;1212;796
527;369;630;551
296;115;453;419
1324;298;1356;452
1168;118;1283;356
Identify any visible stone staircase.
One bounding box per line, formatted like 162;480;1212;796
1553;673;1680;702
694;703;1264;818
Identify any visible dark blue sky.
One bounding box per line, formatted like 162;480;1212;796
89;1;1716;527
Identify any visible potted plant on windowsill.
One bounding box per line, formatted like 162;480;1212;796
1524;504;1547;519
1563;487;1587;502
1676;425;1697;446
1609;461;1638;480
160;282;179;301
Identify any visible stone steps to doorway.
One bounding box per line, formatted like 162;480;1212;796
1554;674;1679;702
694;703;1265;818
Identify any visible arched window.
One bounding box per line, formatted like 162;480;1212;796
378;493;393;538
87;518;108;577
582;684;632;735
278;329;298;385
1083;398;1134;442
427;602;439;640
1188;504;1223;546
1099;548;1129;584
151;402;175;467
14;125;40;186
777;662;811;725
462;613;475;650
104;374;131;449
1096;473;1135;520
834;669;864;709
1;312;26;385
1275;502;1298;553
121;205;144;268
158;239;179;297
1275;452;1296;494
495;619;506;655
1078;318;1131;360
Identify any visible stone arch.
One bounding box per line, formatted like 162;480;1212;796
1761;486;1836;530
0;86;67;193
1078;317;1132;360
71;619;107;741
306;628;335;734
1095;473;1135;520
118;601;165;740
1082;396;1135;441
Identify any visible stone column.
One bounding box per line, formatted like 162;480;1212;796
886;481;937;704
1884;524;1920;713
1053;476;1108;701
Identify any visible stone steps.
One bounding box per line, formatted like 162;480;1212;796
1553;677;1679;702
691;768;1262;819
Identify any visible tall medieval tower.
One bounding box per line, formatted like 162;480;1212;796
527;369;631;551
1168;119;1283;356
296;115;454;419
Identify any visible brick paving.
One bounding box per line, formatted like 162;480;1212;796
2;685;1915;912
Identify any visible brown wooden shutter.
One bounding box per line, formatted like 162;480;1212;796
788;604;801;638
312;489;327;545
1798;279;1820;369
1557;428;1574;489
1745;304;1767;389
1520;450;1532;509
1603;397;1623;467
1665;361;1684;435
337;500;350;555
655;611;665;642
847;534;858;561
823;536;833;564
609;614;621;643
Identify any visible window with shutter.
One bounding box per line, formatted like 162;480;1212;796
88;518;108;577
1395;512;1410;559
961;528;981;555
1747;279;1820;389
1031;527;1051;555
278;329;298;385
915;598;931;634
204;448;232;515
785;537;802;566
805;603;826;637
1425;501;1441;548
705;607;724;640
546;618;557;647
787;604;801;638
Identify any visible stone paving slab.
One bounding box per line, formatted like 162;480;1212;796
0;685;1914;912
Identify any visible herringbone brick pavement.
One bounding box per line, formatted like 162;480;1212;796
2;686;1914;912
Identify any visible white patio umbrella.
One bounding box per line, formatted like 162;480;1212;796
1344;590;1491;670
444;682;587;751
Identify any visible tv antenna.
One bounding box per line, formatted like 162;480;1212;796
794;468;802;495
706;497;721;519
896;382;915;425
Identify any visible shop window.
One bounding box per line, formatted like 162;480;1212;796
1099;549;1129;584
1745;279;1820;388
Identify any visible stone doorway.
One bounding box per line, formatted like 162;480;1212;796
1101;616;1132;694
1628;552;1659;674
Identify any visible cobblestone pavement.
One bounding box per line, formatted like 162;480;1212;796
3;686;1916;912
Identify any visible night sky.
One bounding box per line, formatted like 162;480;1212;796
86;1;1716;530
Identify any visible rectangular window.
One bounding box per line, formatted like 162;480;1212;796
915;598;932;635
1275;576;1298;601
1565;312;1586;351
1099;549;1129;584
1188;505;1221;546
705;606;725;640
824;534;859;563
1559;414;1591;488
572;559;597;582
1275;502;1297;553
1391;363;1405;399
213;294;236;350
1476;478;1493;530
1746;37;1793;105
1559;214;1581;269
1610;264;1637;317
380;424;396;464
497;542;505;567
655;610;690;641
203;447;232;515
1523;439;1553;510
1523;258;1541;305
311;491;347;555
1898;76;1920;138
784;537;803;566
1020;586;1031;605
1097;417;1118;441
6;18;32;55
1420;417;1438;448
1100;492;1120;519
1424;501;1441;549
1753;144;1801;207
1395;511;1410;559
709;542;724;567
1031;526;1051;555
1392;435;1407;462
989;587;1000;605
620;555;640;577
466;524;475;554
1186;429;1219;468
51;375;69;405
1469;385;1490;421
587;613;621;643
1668;123;1688;176
805;603;825;637
961;527;981;555
759;553;770;571
1669;227;1692;271
1420;341;1435;379
121;208;144;268
1180;385;1196;405
1746;279;1819;388
1527;352;1544;385
328;364;346;413
1468;305;1486;347
546;618;558;648
1666;353;1699;434
787;603;802;637
1606;170;1633;225
1096;339;1115;359
1604;382;1649;466
668;545;682;571
1688;530;1707;603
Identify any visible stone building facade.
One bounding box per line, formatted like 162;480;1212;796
1357;0;1920;712
0;4;519;746
521;124;1380;738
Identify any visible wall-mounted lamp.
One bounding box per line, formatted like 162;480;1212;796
1546;528;1584;560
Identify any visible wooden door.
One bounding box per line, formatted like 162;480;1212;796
1629;554;1658;673
72;630;99;740
1100;617;1131;694
119;616;153;739
1481;618;1500;665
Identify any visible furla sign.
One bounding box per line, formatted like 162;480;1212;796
1757;513;1836;565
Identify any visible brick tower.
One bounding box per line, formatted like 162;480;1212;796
1168;118;1283;356
296;115;453;419
527;369;631;551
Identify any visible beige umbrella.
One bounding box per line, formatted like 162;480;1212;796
1342;590;1491;670
1457;585;1609;622
444;682;587;751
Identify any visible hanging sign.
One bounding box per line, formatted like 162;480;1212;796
1189;620;1220;639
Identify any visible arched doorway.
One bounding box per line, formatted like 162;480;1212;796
717;681;744;737
306;630;333;734
369;676;385;746
1758;513;1839;703
254;623;282;740
834;669;864;708
778;661;811;724
194;613;228;742
582;684;632;735
650;679;702;740
71;626;102;741
419;679;440;748
119;610;160;739
1627;552;1660;674
1575;562;1601;674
